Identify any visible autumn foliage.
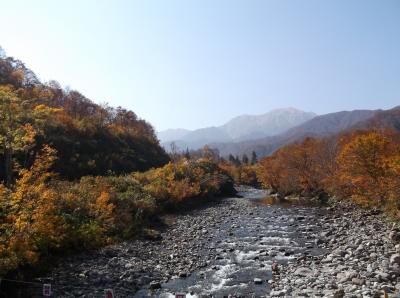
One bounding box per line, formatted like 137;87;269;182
0;52;234;277
0;54;169;182
0;146;115;275
135;157;234;203
219;160;259;187
335;131;400;207
257;130;400;213
0;149;234;276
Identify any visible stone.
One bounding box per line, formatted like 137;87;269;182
178;272;187;278
390;254;400;265
315;238;323;245
270;290;285;297
377;272;390;282
149;281;161;289
254;278;263;284
351;278;365;286
333;289;345;298
389;230;400;242
294;267;313;277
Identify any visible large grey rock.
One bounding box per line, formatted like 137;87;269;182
389;230;400;242
390;254;400;265
270;290;285;297
294;267;313;277
352;277;365;285
149;281;161;289
333;289;345;298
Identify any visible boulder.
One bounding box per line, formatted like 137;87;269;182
294;267;313;277
333;289;345;298
149;281;161;289
389;230;400;242
351;277;365;285
390;254;400;265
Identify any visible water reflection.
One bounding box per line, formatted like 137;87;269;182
253;195;323;208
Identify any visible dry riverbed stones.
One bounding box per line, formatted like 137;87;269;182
47;193;400;297
269;200;400;297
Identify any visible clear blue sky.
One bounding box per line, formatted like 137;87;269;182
1;0;399;131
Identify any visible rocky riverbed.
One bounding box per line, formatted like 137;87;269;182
269;201;400;298
39;188;400;297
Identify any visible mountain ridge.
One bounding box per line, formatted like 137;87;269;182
158;107;316;150
209;108;391;157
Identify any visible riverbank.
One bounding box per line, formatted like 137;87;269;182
48;197;252;297
6;189;400;297
270;199;400;297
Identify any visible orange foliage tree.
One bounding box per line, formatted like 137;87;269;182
336;130;400;206
257;137;338;197
0;146;116;275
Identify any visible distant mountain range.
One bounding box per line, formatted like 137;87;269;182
158;108;316;150
158;106;400;158
211;106;400;158
210;109;378;157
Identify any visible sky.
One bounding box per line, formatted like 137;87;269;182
0;0;399;131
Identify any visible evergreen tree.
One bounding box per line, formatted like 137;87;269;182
251;151;258;164
184;148;191;159
235;155;241;166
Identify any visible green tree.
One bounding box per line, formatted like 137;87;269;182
184;148;191;159
251;151;258;165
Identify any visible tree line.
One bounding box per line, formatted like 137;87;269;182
256;128;400;215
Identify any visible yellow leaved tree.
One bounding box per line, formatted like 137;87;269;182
0;86;58;186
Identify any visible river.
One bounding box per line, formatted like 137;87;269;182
133;187;325;297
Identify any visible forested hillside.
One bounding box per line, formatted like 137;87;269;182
0;53;169;182
0;52;234;277
256;108;400;215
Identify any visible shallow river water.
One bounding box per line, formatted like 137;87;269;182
134;188;325;297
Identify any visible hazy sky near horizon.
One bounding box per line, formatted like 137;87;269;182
1;0;399;131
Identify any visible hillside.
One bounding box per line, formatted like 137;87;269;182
350;106;400;132
158;108;316;150
0;53;169;180
210;109;380;157
0;50;235;283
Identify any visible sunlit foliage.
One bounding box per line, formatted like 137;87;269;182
0;150;233;276
134;157;233;203
0;52;173;276
256;130;400;212
336;130;400;207
0;54;169;182
219;160;259;187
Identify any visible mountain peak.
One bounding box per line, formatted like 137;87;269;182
158;108;316;150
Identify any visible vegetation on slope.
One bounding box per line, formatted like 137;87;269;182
0;53;234;277
256;128;400;215
0;54;169;182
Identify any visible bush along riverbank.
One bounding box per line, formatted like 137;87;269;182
0;155;235;281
